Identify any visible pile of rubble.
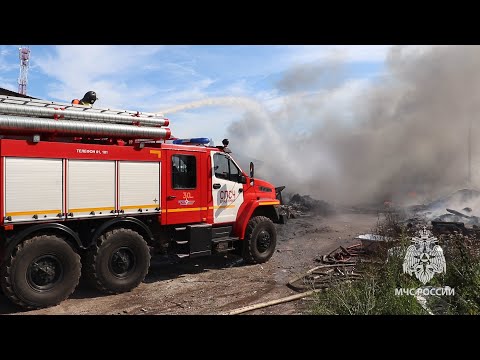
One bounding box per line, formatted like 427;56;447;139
316;244;367;264
431;208;480;236
405;188;480;236
282;194;336;218
287;244;366;292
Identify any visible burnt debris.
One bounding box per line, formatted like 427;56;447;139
431;208;480;236
283;194;336;218
403;188;480;236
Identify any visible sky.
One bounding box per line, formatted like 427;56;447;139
0;45;392;145
6;45;476;206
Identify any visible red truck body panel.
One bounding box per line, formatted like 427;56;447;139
0;139;279;237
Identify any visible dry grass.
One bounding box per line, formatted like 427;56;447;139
310;210;480;315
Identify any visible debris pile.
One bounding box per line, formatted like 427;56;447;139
434;208;480;224
405;188;480;236
404;215;428;230
284;194;336;218
431;208;480;236
317;244;367;264
407;189;480;219
355;234;396;253
287;244;365;292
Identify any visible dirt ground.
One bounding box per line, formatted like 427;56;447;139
0;212;379;315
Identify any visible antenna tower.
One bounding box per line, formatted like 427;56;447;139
18;46;30;95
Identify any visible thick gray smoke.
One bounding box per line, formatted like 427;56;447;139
227;45;480;206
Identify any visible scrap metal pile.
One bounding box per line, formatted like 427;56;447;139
405;189;480;236
287;244;366;292
431;208;480;236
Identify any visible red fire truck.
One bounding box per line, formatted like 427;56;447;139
0;95;286;310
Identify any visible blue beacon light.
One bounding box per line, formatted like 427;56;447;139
172;138;211;145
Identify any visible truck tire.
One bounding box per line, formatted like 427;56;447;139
0;235;81;310
84;228;150;294
242;216;277;264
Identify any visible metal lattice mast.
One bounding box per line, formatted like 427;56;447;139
18;46;30;95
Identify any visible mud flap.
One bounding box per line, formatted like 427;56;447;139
278;213;288;224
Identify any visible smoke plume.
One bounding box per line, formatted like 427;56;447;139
227;45;480;206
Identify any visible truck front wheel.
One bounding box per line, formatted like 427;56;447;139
242;216;277;264
0;235;81;310
84;228;150;294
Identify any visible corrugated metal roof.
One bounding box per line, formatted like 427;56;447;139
0;87;36;99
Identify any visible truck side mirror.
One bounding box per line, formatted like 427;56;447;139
239;175;247;184
249;162;254;185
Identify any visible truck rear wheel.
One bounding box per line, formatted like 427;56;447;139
0;235;81;310
84;228;150;294
242;216;277;264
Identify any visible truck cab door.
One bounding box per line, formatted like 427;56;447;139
165;150;206;225
210;151;244;224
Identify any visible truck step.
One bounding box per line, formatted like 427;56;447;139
215;247;236;253
212;226;233;238
212;236;239;244
190;250;211;258
176;240;188;245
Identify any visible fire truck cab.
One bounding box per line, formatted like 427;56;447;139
0;95;286;310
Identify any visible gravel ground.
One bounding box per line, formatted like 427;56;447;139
0;212;378;315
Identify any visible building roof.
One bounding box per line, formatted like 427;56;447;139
0;87;36;99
